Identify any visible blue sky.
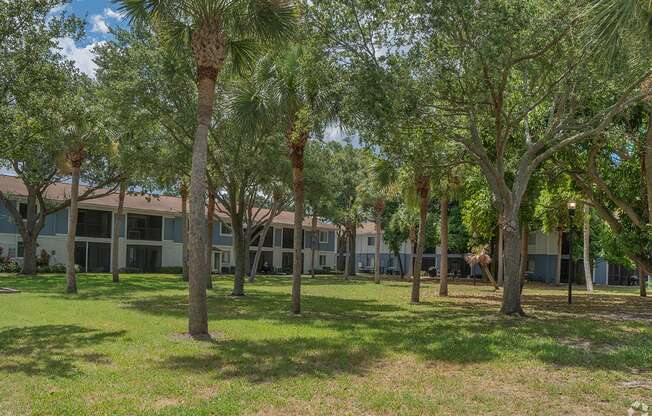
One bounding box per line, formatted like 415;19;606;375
51;0;126;76
48;0;355;145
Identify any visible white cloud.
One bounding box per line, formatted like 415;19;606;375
55;37;105;78
48;3;68;16
104;8;124;20
90;14;109;34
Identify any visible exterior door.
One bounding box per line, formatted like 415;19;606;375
74;242;87;272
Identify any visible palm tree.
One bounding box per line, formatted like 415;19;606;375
118;0;296;336
232;46;333;313
466;246;499;291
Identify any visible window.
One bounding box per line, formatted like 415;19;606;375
220;221;232;236
528;259;535;273
221;250;231;264
213;252;220;270
126;245;161;272
319;255;326;266
77;209;112;238
19;203;27;219
367;236;375;246
8;247;16;258
251;226;273;248
282;228;293;249
127;214;162;241
528;233;536;246
17;242;24;257
319;231;328;243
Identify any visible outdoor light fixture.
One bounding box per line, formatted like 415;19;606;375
567;201;577;304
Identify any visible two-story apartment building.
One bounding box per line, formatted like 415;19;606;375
0;175;337;274
354;220;642;286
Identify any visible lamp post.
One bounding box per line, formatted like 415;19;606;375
567;201;577;304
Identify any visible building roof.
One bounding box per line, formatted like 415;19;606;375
358;222;377;235
0;174;336;230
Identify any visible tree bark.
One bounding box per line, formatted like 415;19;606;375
21;237;37;275
310;214;318;278
232;214;246;296
343;232;350;279
180;183;189;282
519;228;529;291
249;227;268;282
439;196;449;296
555;229;562;286
374;212;382;284
411;177;429;303
640;268;647;297
18;193;39;275
397;251;404;278
500;219;524;315
111;180;126;283
583;205;593;293
348;228;357;277
290;146;305;314
206;188;215;289
187;75;214;337
66;163;81;294
497;227;504;286
646;110;652;223
480;263;499;290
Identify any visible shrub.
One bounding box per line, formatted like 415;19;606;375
37;265;51;273
120;267;142;274
0;260;21;273
48;263;81;273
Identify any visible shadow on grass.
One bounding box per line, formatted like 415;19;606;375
0;325;125;378
131;288;652;382
3;274;652;383
0;273;186;300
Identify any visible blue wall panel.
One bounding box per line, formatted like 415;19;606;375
55;209;68;234
0;200;17;234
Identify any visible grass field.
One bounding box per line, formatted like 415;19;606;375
0;273;651;415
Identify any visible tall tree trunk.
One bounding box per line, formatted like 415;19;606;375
374;211;382;284
18;194;39;275
645;110;652;223
187;74;215;337
348;228;357;277
583;205;593;293
500;215;524;315
66;162;81;294
310;214;317;278
290;146;305;314
21;237;37;275
480;263;499;290
111;180;126;283
519;228;529;291
180;183;189;282
497;227;504;286
555;229;562;286
439;196;449;296
249;227;268;282
206;189;215;289
232;215;246;296
640;268;647;297
343;232;350;279
397;251;404;278
411;178;429;303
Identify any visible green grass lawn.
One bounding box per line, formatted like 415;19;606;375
1;273;651;415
